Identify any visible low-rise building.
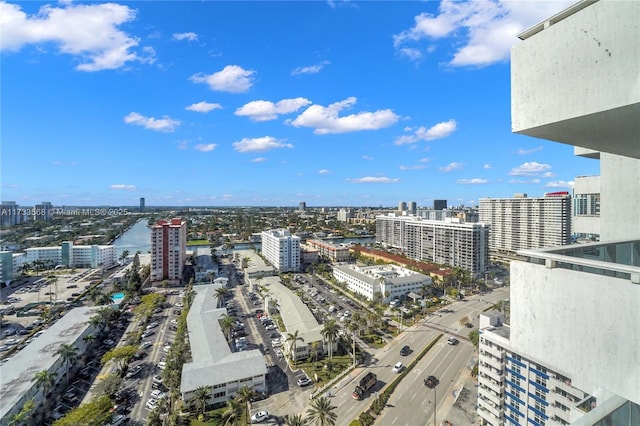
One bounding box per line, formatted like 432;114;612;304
180;285;267;407
333;263;431;302
306;239;351;263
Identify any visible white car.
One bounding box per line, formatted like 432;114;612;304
152;374;163;384
146;398;158;410
251;410;269;423
265;324;277;331
162;345;171;353
150;389;166;399
146;322;159;330
139;341;153;349
392;362;404;373
157;361;167;370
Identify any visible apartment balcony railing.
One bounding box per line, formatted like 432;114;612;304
518;239;640;284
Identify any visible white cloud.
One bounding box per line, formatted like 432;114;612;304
347;176;400;184
541;171;556;178
194;144;216;152
419;157;431;163
398;47;423;61
52;160;77;166
483;163;492;169
173;32;198;41
123;112;181;132
291;60;331;75
517;145;543;155
190;65;255;93
110;184;136;190
251;157;266;163
177;141;188;150
457;178;488;184
546;180;574;188
0;2;154;72
509;161;551;176
235;98;311;122
439;162;463;172
232;136;293;153
185;101;222;113
509;178;541;184
399;164;426;170
393;0;574;67
394;119;457;145
318;169;331;175
362;155;374;161
288;97;399;134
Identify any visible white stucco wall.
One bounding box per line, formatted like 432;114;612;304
511;0;640;158
599;153;640;241
509;260;640;405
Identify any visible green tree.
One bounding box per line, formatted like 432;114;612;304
193;386;210;417
52;395;112;426
94;374;123;398
321;320;339;361
215;287;229;307
101;345;138;374
32;370;57;398
8;399;35;426
306;396;337;426
284;414;308;426
218;397;242;426
468;329;479;347
286;330;305;367
55;343;78;385
219;314;235;344
235;385;257;423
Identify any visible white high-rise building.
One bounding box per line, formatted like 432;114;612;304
261;229;300;272
478;193;572;253
572;176;600;241
478;1;640;424
150;218;187;284
376;214;489;278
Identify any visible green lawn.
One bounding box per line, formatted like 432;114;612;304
187;239;210;246
296;355;353;385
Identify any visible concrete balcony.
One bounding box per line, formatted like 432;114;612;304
479;375;504;395
511;0;640;159
478;405;503;426
481;343;503;360
478;397;502;419
481;364;503;383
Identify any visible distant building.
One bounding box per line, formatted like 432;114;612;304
0;251;26;283
298;201;306;212
150;218;187;284
34;202;53;221
433;199;447;211
337;208;354;222
408;201;417;215
376;214;489;278
306;239;351;262
0;201;29;227
398;201;407;213
261;229;300;272
478;193;571;253
333;263;431;302
140;197;145;211
572;176;600;241
21;242;117;269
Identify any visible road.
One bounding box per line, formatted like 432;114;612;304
326;287;509;426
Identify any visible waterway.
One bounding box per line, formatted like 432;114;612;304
111;219;151;257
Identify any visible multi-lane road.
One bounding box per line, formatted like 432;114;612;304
326;287;509;426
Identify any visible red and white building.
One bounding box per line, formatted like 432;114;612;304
151;218;187;284
306;239;351;262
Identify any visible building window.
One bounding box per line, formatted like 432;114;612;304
213;391;225;398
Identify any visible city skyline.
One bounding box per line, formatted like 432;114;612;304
1;0;598;208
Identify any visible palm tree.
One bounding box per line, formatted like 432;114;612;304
284;414;308;426
306;396;337;426
309;341;320;370
32;370;57;398
193;386;210;417
55;343;78;385
219;397;242;426
219;314;235;344
96;293;114;306
346;320;360;366
83;333;96;347
321;320;339;361
235;385;257;423
8;399;35;426
215;287;229;307
286;330;305;367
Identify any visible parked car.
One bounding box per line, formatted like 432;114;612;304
139;341;153;349
251;410;269;423
157;361;167;370
146;398;158;410
125;365;143;379
297;377;312;387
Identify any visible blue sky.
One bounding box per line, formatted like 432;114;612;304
1;0;599;208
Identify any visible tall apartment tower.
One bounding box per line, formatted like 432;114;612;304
398;201;407;213
150;218;187;285
34;202;53;221
376;214;489;278
408;201;417;215
572;176;600;241
433;199;447;211
140;197;145;211
477;1;640;425
261;229;300;272
478;193;571;253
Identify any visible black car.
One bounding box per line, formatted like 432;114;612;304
400;345;410;356
424;375;439;389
